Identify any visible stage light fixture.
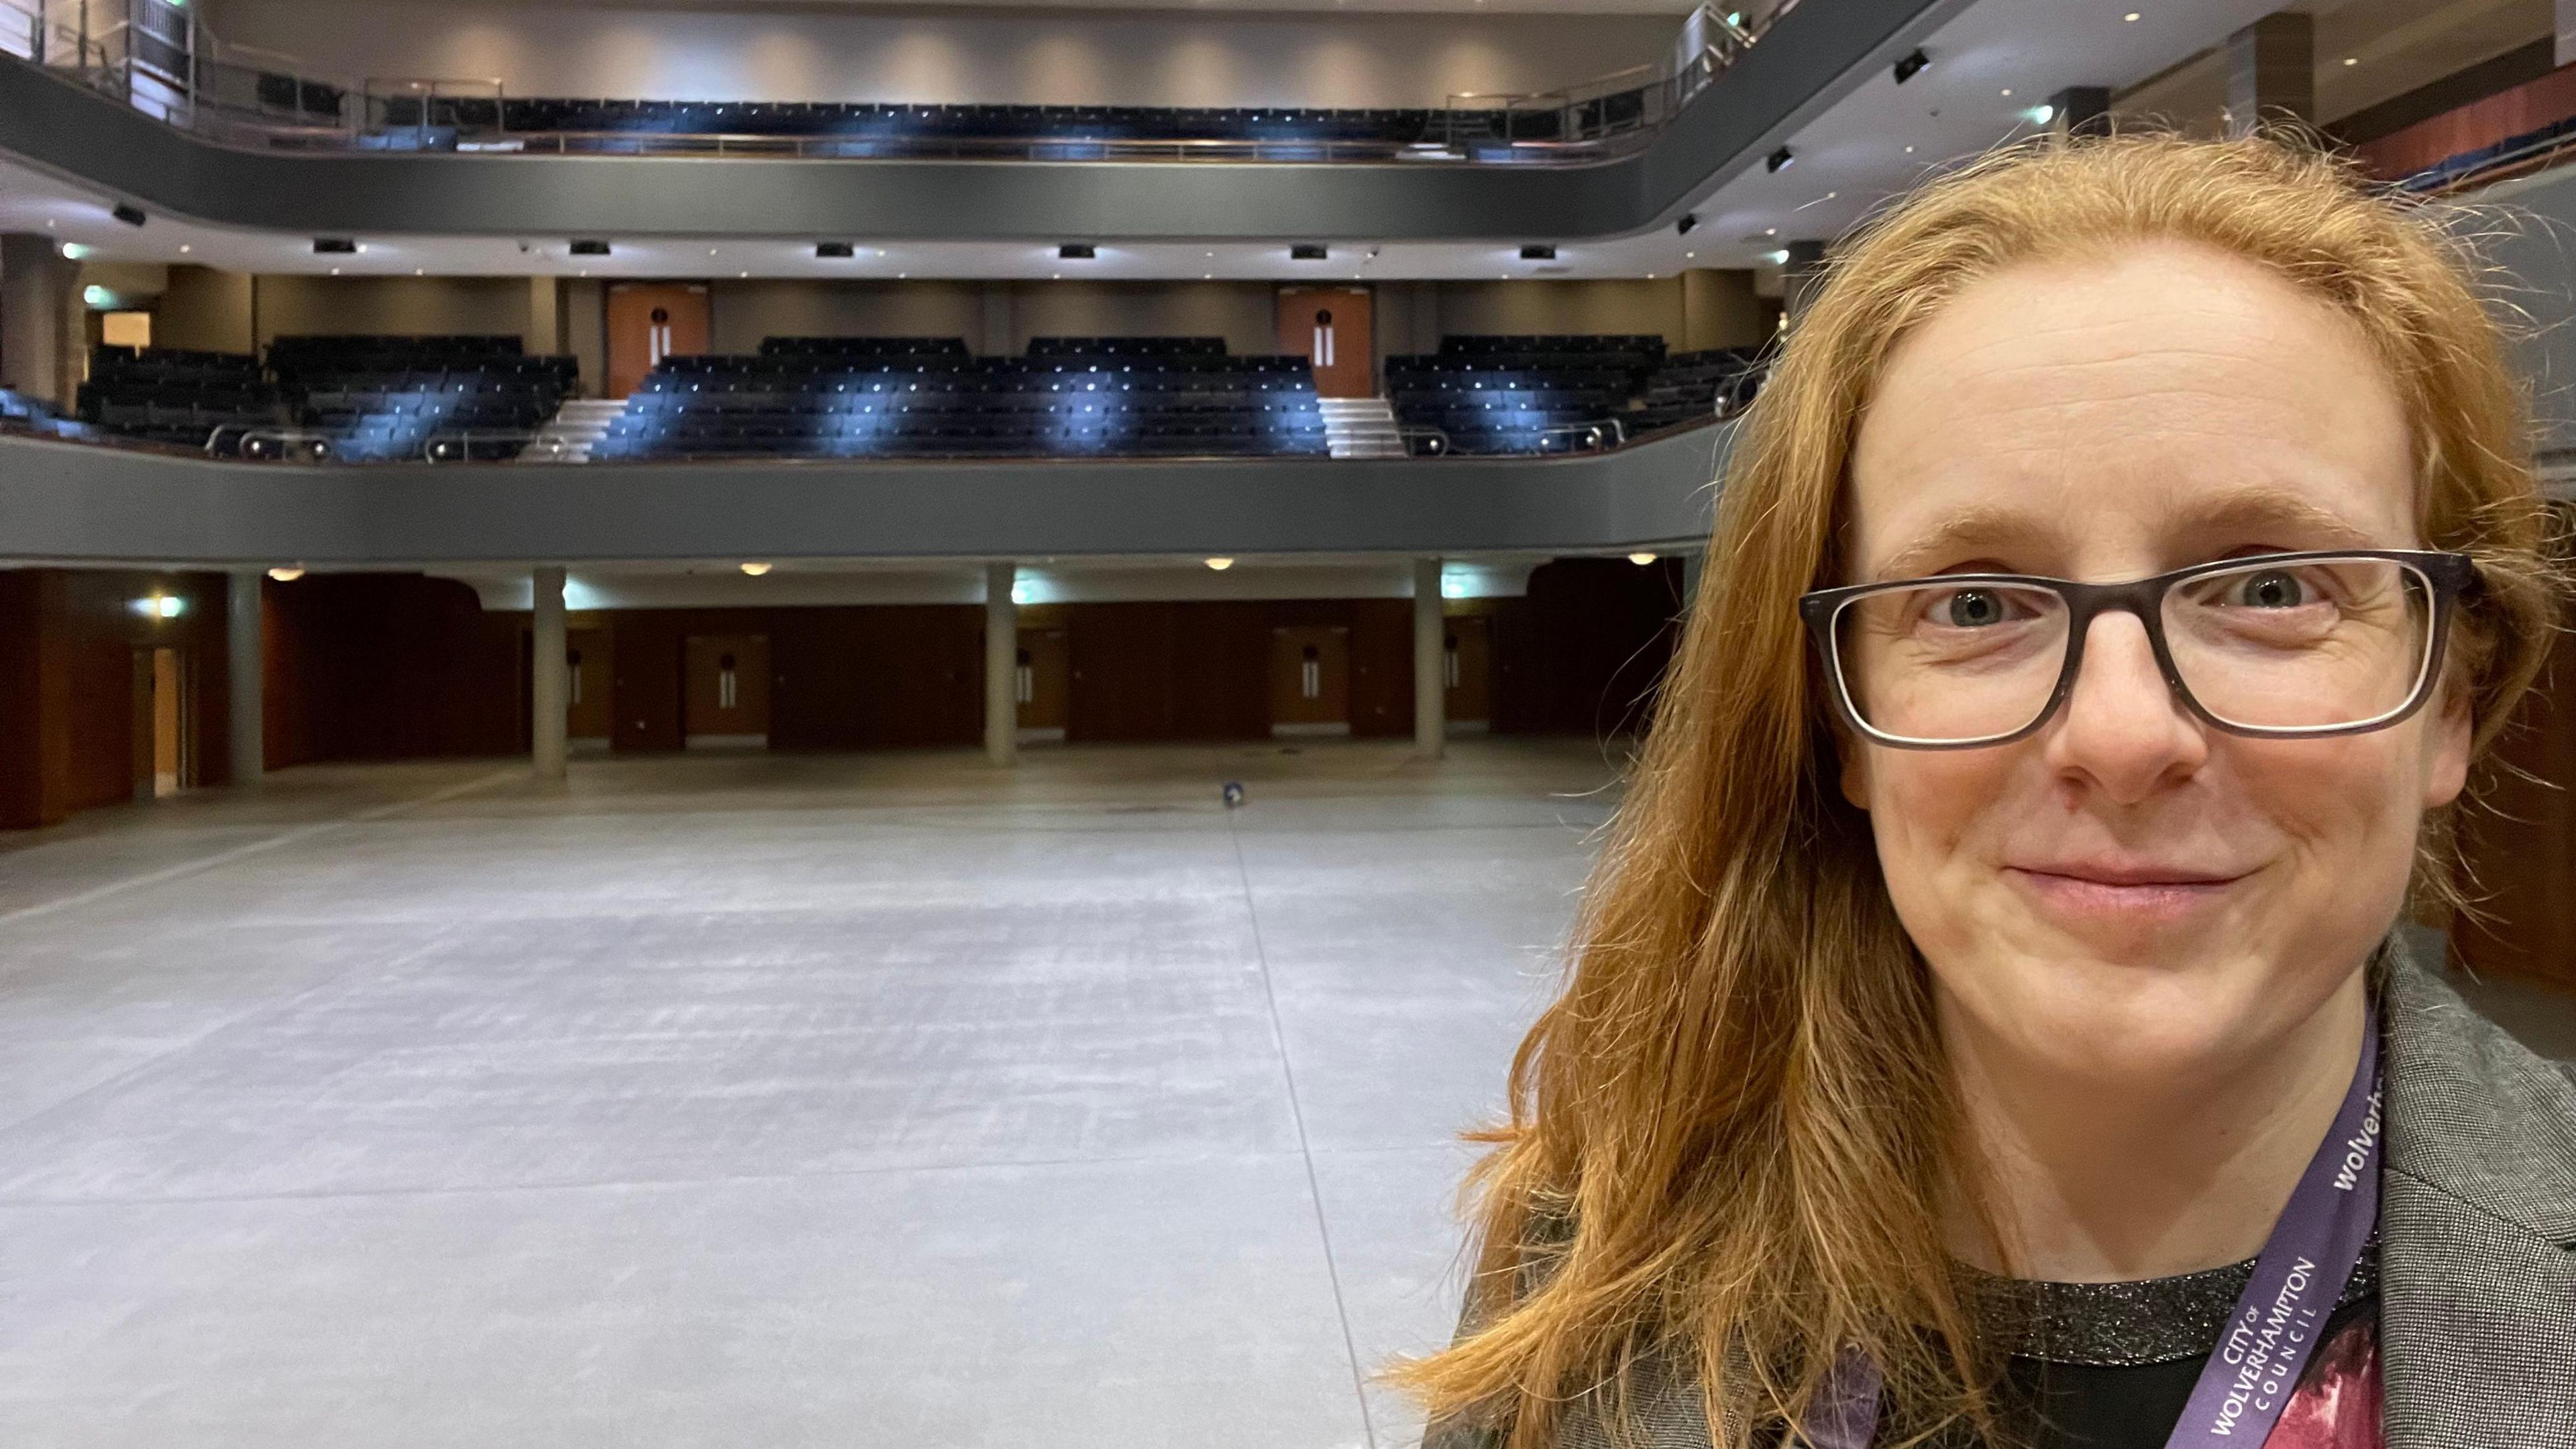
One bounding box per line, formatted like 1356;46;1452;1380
313;237;357;254
1058;243;1095;260
1675;213;1698;235
1766;147;1794;173
570;239;610;256
1291;244;1328;260
816;241;855;258
1519;244;1556;260
112;203;146;227
1893;49;1928;84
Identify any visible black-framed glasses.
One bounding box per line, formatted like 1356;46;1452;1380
1798;549;2477;749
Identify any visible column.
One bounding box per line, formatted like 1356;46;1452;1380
2226;12;2314;136
979;284;1014;357
531;565;568;782
525;275;563;356
1413;556;1444;760
227;568;264;786
0;233;78;407
2049;86;2111;140
2561;0;2576;68
1781;240;1829;327
985;560;1017;766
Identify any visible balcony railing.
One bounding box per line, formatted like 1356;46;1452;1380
0;0;1794;168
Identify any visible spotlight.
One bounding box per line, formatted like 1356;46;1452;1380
1519;244;1556;260
570;239;611;256
1058;243;1095;260
58;241;90;260
267;566;305;582
1675;213;1699;235
313;237;357;254
1893;48;1929;85
1291;244;1328;260
1766;146;1794;173
112;203;146;227
815;241;854;258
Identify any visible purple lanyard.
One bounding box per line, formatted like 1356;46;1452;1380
1805;1008;2384;1449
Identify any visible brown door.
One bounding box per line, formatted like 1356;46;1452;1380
1278;286;1374;398
606;283;710;398
1444;614;1492;726
684;633;771;747
1268;624;1350;735
566;627;613;740
1016;626;1069;735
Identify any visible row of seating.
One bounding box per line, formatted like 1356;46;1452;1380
594;337;1328;462
1631;347;1767;433
1387;335;1767;454
2402;111;2576;191
366;97;1588;151
80;345;283;449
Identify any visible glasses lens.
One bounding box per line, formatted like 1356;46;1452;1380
2163;556;2434;731
1833;581;2070;743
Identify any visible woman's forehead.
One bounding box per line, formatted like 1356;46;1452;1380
1843;243;2416;576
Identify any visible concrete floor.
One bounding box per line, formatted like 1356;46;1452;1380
0;741;2566;1449
0;740;1631;1449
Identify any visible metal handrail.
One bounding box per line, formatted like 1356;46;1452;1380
1399;425;1454;457
421;427;537;462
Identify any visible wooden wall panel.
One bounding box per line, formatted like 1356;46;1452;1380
2354;59;2576;180
1492;557;1685;738
769;605;982;750
1067;602;1181;742
608;610;690;753
264;573;524;766
1348;597;1414;739
0;568;232;830
2453;615;2576;989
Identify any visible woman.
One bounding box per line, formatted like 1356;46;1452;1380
1387;133;2573;1449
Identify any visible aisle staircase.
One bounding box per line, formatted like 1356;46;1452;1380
519;398;626;463
1318;396;1405;459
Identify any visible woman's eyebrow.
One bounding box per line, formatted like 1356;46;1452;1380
1866;488;2392;583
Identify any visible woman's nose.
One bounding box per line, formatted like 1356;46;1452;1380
2043;610;2208;802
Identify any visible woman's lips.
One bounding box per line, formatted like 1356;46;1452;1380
2002;863;2247;924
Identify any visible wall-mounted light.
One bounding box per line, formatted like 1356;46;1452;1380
1766;146;1794;173
1204;557;1234;571
82;285;115;308
1762;248;1791;266
2025;104;2056;125
58;241;90;260
739;561;772;576
132;594;185;619
267;565;305;582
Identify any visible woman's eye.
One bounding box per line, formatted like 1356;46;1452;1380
2233;570;2306;608
1940;589;2006;627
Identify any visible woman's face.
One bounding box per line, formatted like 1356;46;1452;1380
1839;239;2471;1082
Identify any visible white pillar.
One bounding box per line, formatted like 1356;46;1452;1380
2561;0;2576;68
531;565;568;781
985;560;1017;766
1413;555;1444;759
227;568;264;786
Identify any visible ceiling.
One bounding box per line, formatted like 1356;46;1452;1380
1;0;2540;281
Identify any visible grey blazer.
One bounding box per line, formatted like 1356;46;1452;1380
1421;949;2576;1448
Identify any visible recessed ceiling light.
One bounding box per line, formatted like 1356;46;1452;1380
708;247;718;256
1904;145;1915;154
1203;557;1235;571
44;217;54;227
267;565;305;582
739;270;748;277
177;244;190;254
329;267;340;274
2343;56;2359;66
2123;10;2140;20
1204;273;1213;279
1627;552;1658;566
740;561;772;576
2000;89;2013;98
1685;251;1696;258
414;267;423;276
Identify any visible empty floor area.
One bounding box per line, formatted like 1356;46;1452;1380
0;739;1629;1449
0;740;2568;1449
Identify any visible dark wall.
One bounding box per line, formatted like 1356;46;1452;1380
1065;600;1271;743
0;567;233;830
1491;556;1686;738
607;605;985;752
2454;604;2576;989
264;572;527;767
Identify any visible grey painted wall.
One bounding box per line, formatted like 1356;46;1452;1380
0;423;1733;567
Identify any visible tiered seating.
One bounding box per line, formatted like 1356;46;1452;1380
80;345;282;451
1387;334;1667;455
1631;347;1768;432
369;97;1580;155
592;337;1328;462
1;387;105;445
268;335;576;462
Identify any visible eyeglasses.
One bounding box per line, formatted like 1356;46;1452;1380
1798;549;2477;749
